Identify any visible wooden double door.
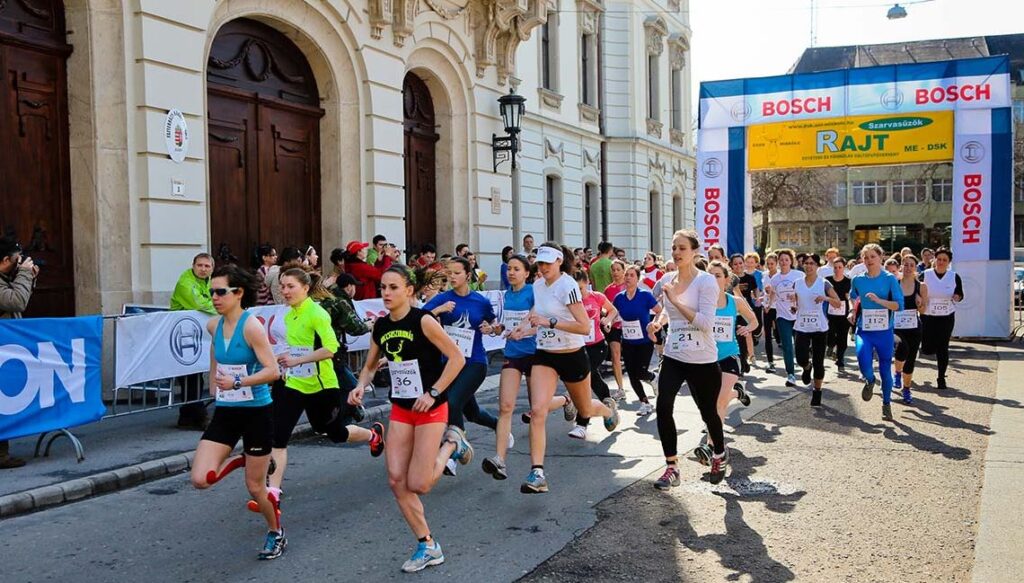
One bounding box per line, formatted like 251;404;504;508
207;19;322;268
403;73;438;258
0;0;74;316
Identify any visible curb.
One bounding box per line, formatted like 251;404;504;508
0;403;392;520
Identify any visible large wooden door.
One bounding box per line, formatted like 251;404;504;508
0;0;74;316
207;19;321;268
403;74;438;257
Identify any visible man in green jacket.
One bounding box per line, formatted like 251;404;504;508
589;241;615;294
170;253;215;429
0;237;38;468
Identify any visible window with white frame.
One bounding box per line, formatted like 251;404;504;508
833;182;848;207
644;17;666;122
649;190;662;253
931;178;953;203
648;54;660;121
672;194;683;232
892;179;927;204
546;175;562;240
852;181;886;205
541;13;559;92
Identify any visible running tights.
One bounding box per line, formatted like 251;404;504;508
922;314;955;380
795;330;827;381
656;357;723;457
447;362;498;431
577;342;612;426
855;329;895;404
827;315;850;362
621;342;654;402
763;309;777;363
776;317;797;375
895;330;922;374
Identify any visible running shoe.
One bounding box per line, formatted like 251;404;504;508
521;411;532;424
882;403;893;420
562;396;578;422
741;359;751;375
443;458;458;477
653;466;680;490
894;374;903;390
785;374;798;388
836;361;845;373
520;468;549;494
613;388;627;402
507;431;515;450
369;422;385;458
693;444;713;466
802;367;812;386
602;397;620;432
811;389;822;407
708;453;727;485
765;362;777;374
446;426;474;466
567;425;587;440
401;540;445;573
937;376;947;391
257;529;287;560
637;401;654;416
901;388;913;405
862;378;876;402
482;456;508;480
735;383;751;406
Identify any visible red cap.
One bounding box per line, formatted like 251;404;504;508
346;241;369;255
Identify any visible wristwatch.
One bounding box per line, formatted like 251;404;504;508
428;388;441;399
548;317;558;329
233;378;243;390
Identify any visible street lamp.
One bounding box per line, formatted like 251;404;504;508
492;89;526;173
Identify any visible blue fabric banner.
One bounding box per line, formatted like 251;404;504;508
0;316;105;441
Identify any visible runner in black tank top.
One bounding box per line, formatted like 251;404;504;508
894;254;927;404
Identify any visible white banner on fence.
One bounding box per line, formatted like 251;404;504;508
116;291;512;386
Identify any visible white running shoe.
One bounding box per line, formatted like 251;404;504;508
637;402;654;416
507;431;515;450
443;458;458;477
567;425;587;440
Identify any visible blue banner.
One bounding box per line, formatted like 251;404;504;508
0;316;105;441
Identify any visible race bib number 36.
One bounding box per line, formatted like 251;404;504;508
389;359;424;399
862;308;889;332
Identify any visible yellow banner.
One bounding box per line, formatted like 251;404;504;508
747;111;953;170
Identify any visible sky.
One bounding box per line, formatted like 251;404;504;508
689;0;1024;115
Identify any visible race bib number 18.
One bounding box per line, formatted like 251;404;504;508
712;316;733;342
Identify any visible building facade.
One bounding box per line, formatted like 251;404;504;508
755;34;1024;256
513;0;695;259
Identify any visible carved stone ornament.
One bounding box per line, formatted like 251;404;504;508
670;128;686;148
391;0;417;47
644;16;667;56
649;152;667;176
369;0;393;39
646;118;664;138
538;87;564;111
669;33;688;70
545;138;565;164
576;0;602;36
578;102;600;124
584;148;601;170
424;0;471;19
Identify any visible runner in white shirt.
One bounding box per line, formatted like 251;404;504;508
793;254;843;406
765;250;804;387
919;247;963;391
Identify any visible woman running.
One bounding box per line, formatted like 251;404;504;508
825;257;851;373
612;265;661;415
567;269;619;439
766;249;803;387
743;252;765;370
646;230;725;487
508;243;619;494
483;254;575;480
641;252;664;290
793;254;843;406
894;254;927;404
190;265;284;559
255;244;278;306
422;257;504;477
691;260;754;464
761;252;780;373
348;266;468;573
920;247;963;391
603;260;628;399
849;244;904;420
269;269;385;498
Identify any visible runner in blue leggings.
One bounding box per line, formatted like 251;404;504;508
848;243;904;420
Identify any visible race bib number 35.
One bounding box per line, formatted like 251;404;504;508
862;308;889;332
537;328;568;350
389;359;424;399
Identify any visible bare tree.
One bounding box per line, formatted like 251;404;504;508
751;168;836;252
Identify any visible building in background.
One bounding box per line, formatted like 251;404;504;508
513;0;695;259
755;34;1024;255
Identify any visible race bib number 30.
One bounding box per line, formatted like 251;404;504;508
712;316;734;342
389;359;424;399
862;308;889;332
445;326;476;358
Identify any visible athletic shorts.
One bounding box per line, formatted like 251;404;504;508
605;328;622;343
271;382;345;448
390;402;450;427
718;354;742;377
533;348;591;384
201;404;273;456
502;355;534;377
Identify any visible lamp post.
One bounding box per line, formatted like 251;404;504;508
492;89;526;173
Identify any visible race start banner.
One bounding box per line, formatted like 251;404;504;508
0;317;105;441
696;55;1013;338
747;111;954;170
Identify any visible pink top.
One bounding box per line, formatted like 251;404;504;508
603;282;626;329
582;291;608;345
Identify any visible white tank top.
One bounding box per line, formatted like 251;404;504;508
794;276;828;333
662;271;719;365
923;268;957;317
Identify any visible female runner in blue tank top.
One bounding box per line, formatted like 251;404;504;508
190;265;284;560
849;243;904;420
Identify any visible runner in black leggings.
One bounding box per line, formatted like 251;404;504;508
920;247;962;390
894;254;926;404
569;270;619;438
825;257;851;373
761;253;780;373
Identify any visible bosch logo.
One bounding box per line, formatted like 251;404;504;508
880;89;904;110
959;141;985;164
702;158;723;178
169;316;203;366
730;101;752;122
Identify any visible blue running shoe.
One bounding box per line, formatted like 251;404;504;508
401;540;445;573
445;426;473;466
257;529;286;560
520;468;549;494
602;398;620;432
894;374;902;390
901;388;913;405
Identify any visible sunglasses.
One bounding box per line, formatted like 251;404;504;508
210;287;239;297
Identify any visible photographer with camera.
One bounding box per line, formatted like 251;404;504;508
0;236;39;468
